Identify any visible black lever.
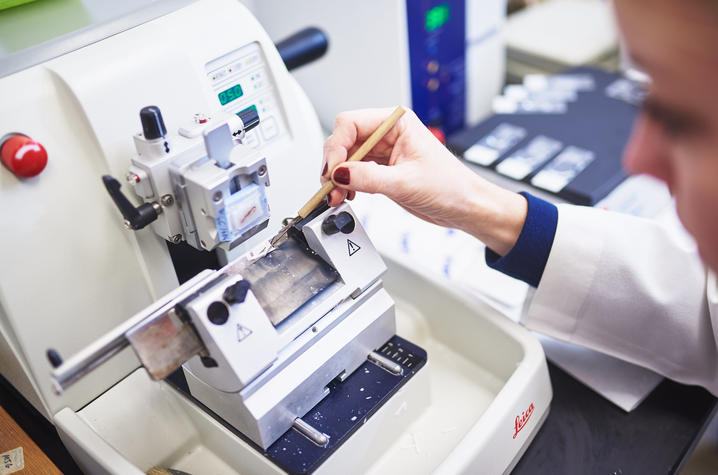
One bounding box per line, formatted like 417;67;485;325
275;27;329;71
236;106;260;133
102;175;159;230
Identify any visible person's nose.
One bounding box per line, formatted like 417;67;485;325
622;113;672;182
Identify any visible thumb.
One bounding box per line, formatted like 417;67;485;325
331;161;400;196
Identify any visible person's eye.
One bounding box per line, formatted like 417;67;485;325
640;98;692;138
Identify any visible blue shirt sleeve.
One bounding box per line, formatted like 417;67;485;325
485;192;558;288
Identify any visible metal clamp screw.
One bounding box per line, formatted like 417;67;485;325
161;194;174;206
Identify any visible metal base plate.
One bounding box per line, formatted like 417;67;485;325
265;335;427;474
167;335;426;474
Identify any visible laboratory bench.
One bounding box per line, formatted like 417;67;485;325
1;360;715;475
513;363;717;474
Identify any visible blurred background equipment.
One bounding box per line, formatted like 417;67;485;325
247;0;507;136
449;67;642;206
503;0;619;82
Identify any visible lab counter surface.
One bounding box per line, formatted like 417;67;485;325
513;363;716;474
1;361;714;475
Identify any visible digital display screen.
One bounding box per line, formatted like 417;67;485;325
218;83;243;106
425;4;450;31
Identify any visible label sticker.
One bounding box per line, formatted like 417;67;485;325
347;239;361;256
463;123;527;166
0;447;24;475
496;135;563;180
605;77;647;105
524;73;595;92
531;146;595;192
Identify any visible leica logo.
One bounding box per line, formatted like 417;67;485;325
513;402;535;439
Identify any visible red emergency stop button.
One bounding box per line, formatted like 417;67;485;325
1;134;48;178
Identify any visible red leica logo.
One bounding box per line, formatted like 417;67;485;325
513;402;535;439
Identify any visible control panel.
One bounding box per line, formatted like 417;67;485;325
406;0;467;135
205;42;288;150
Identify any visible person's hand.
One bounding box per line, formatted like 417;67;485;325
321;108;528;255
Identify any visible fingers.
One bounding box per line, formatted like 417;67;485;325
330;160;401;197
323;108;404;175
333;108;404;147
327;188;346;207
323;108;418;207
322;134;347;182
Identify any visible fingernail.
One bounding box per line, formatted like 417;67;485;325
322;162;328;176
333;166;350;185
348;191;356;201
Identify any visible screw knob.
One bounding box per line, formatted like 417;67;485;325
224;280;251;304
322;211;355;235
207;301;230;325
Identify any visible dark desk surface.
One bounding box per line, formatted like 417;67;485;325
1;360;715;475
513;362;717;475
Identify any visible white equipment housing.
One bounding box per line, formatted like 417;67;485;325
0;1;551;474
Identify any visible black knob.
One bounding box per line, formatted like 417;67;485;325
322;211;355;235
207;301;229;325
224;280;251;304
200;356;218;368
275;27;329;71
46;349;63;368
236;107;260;133
140;105;167;140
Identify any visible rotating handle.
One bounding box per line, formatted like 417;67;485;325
276;27;329;71
102;175;159;230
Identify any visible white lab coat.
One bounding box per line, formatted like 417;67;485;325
524;204;718;395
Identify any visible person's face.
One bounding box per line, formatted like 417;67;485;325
616;0;718;270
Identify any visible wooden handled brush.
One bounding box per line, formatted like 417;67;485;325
270;106;406;247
